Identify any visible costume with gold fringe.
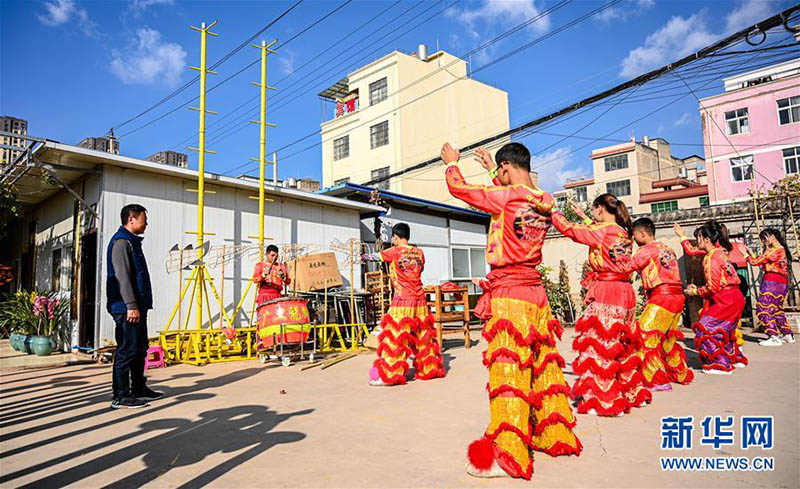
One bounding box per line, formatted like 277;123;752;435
447;164;580;480
373;245;445;384
629;240;693;386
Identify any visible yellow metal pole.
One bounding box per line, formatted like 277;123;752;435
349;240;355;324
196;22;208;330
188;20;218;329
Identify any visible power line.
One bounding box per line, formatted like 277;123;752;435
204;0;461;151
361;5;800;187
170;0;430;152
118;0;354;139
112;0;304;132
221;0;613;177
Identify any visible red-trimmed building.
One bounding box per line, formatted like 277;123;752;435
554;137;708;215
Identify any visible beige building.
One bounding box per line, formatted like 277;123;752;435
558;137;708;215
319;46;510;207
1;116;28;167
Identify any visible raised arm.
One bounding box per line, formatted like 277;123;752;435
444;163;510;214
551;211;607;246
625;246;651;274
746;246;778;267
695;254;723;298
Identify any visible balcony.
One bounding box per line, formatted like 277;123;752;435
318;77;359;124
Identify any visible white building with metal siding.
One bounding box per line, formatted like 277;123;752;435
319;183;490;288
9;142;382;348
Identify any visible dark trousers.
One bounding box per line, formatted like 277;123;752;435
111;312;148;399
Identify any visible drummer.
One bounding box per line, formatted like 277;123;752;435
253;245;290;303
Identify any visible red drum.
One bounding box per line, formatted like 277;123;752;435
257;297;311;348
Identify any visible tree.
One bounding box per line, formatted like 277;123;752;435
557;260;574;323
538;263;574;322
579;261;592;304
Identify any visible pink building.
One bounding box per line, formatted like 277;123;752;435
699;59;800;204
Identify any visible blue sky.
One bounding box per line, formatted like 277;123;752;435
1;0;796;191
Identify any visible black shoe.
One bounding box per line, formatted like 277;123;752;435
111;397;149;409
132;387;164;401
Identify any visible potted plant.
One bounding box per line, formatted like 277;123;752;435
30;292;69;356
0;291;37;353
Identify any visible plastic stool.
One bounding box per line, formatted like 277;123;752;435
144;345;166;371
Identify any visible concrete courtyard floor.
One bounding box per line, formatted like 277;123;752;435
0;329;798;489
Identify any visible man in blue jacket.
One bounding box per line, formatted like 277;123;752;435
106;204;162;409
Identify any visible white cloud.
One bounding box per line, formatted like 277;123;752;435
595;0;655;22
110;27;186;86
278;50;296;77
619;12;717;78
673;112;694;126
725;0;777;34
530;147;590;192
130;0;174;11
38;0;97;36
619;0;781;78
448;0;550;65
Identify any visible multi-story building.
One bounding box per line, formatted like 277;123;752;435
77;135;119;155
699;58;800;204
0;116;28;166
557;137;708;215
146;150;188;168
319;45;510;206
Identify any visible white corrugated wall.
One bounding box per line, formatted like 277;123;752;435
96;166;363;343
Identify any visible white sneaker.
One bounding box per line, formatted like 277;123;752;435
703;369;733;376
781;334;796;344
733;362;746;369
759;336;783;347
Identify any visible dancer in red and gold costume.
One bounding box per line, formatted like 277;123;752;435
746;228;794;346
252;244;290;304
684;221;747;375
628;218;693;391
442;142;580;480
552;194;650;417
364;223;445;386
674;222;749;347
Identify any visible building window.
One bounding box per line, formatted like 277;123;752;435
452;247;486;279
651;201;678;214
699;196;709;207
777;96;800;125
606;179;631;197
574;186;588;202
784;147;800;174
370;121;389;149
604;154;628;172
730;155;754;182
725;108;749;135
51;248;62;291
369;77;388;106
334;177;350;186
371;166;390;190
333;136;349;161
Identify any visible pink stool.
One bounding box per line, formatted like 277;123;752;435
144;345;166;371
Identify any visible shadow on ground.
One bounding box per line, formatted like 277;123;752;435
9;405;312;489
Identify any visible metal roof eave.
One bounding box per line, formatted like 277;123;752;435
318;182;490;221
31;142;383;213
